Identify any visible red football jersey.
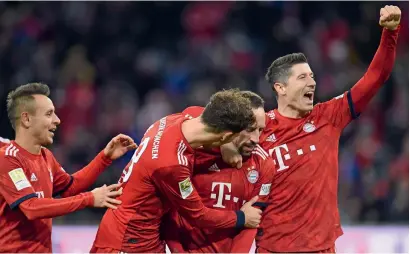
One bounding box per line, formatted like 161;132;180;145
164;145;276;253
0;137;10;148
0;142;73;252
92;114;242;253
256;27;399;253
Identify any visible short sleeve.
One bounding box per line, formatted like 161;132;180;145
0;156;37;209
251;147;276;205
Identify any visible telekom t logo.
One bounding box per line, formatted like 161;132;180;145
210;182;232;208
269;143;317;172
269;144;291;172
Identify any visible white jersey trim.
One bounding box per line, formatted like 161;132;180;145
177;141;188;166
5;144;19;157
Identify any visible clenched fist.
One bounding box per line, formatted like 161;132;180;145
379;5;401;30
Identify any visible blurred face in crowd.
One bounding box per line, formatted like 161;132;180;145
275;63;316;114
232;107;266;156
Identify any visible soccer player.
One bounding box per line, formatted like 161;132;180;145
91;89;264;253
0;136;10;147
221;5;402;253
0;83;138;252
163;91;276;253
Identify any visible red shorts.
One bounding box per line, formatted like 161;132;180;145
256;245;336;253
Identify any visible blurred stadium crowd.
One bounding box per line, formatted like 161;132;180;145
0;2;408;225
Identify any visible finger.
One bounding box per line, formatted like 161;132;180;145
380;9;389;22
105;197;122;205
103;201;118;210
107;183;123;191
107;189;123;197
126;143;138;150
246;196;259;205
394;6;401;20
236;160;242;169
118;134;134;143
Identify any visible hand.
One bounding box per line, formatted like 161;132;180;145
91;183;123;209
379;5;401;30
240;196;262;228
104;134;138;160
220;142;243;169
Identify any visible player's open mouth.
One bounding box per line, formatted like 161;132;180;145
49;128;56;136
303;91;314;102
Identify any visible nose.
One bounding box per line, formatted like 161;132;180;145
250;132;259;145
307;76;316;87
54;114;61;125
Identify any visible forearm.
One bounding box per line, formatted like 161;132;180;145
61;151;112;197
180;206;244;229
351;27;400;114
19;192;94;220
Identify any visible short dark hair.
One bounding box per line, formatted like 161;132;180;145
265;53;308;94
7;83;50;130
201;88;256;134
240;90;264;109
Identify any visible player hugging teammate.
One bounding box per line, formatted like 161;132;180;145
0;4;401;254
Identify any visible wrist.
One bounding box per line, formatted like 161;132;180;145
99;150;113;165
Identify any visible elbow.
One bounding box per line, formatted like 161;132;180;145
19;199;42;220
21;207;40;220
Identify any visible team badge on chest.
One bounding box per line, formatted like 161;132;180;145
247;169;259;184
303;122;316;133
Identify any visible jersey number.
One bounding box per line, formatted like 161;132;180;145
119;137;150;184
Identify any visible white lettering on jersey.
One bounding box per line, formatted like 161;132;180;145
210;182;232;208
120;137;150;184
152;117;167;159
8;168;31;191
36;191;44;198
178;177;193;199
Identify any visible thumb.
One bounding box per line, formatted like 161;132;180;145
246;196;259;206
236;160;242;169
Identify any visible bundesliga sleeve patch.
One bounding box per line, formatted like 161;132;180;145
8;168;31;191
259;184;272;196
178;177;193;199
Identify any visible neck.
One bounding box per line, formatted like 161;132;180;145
14;130;42;154
277;100;308;119
181;118;222;149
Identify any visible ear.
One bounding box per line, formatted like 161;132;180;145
220;131;236;144
20;112;32;128
273;82;286;96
